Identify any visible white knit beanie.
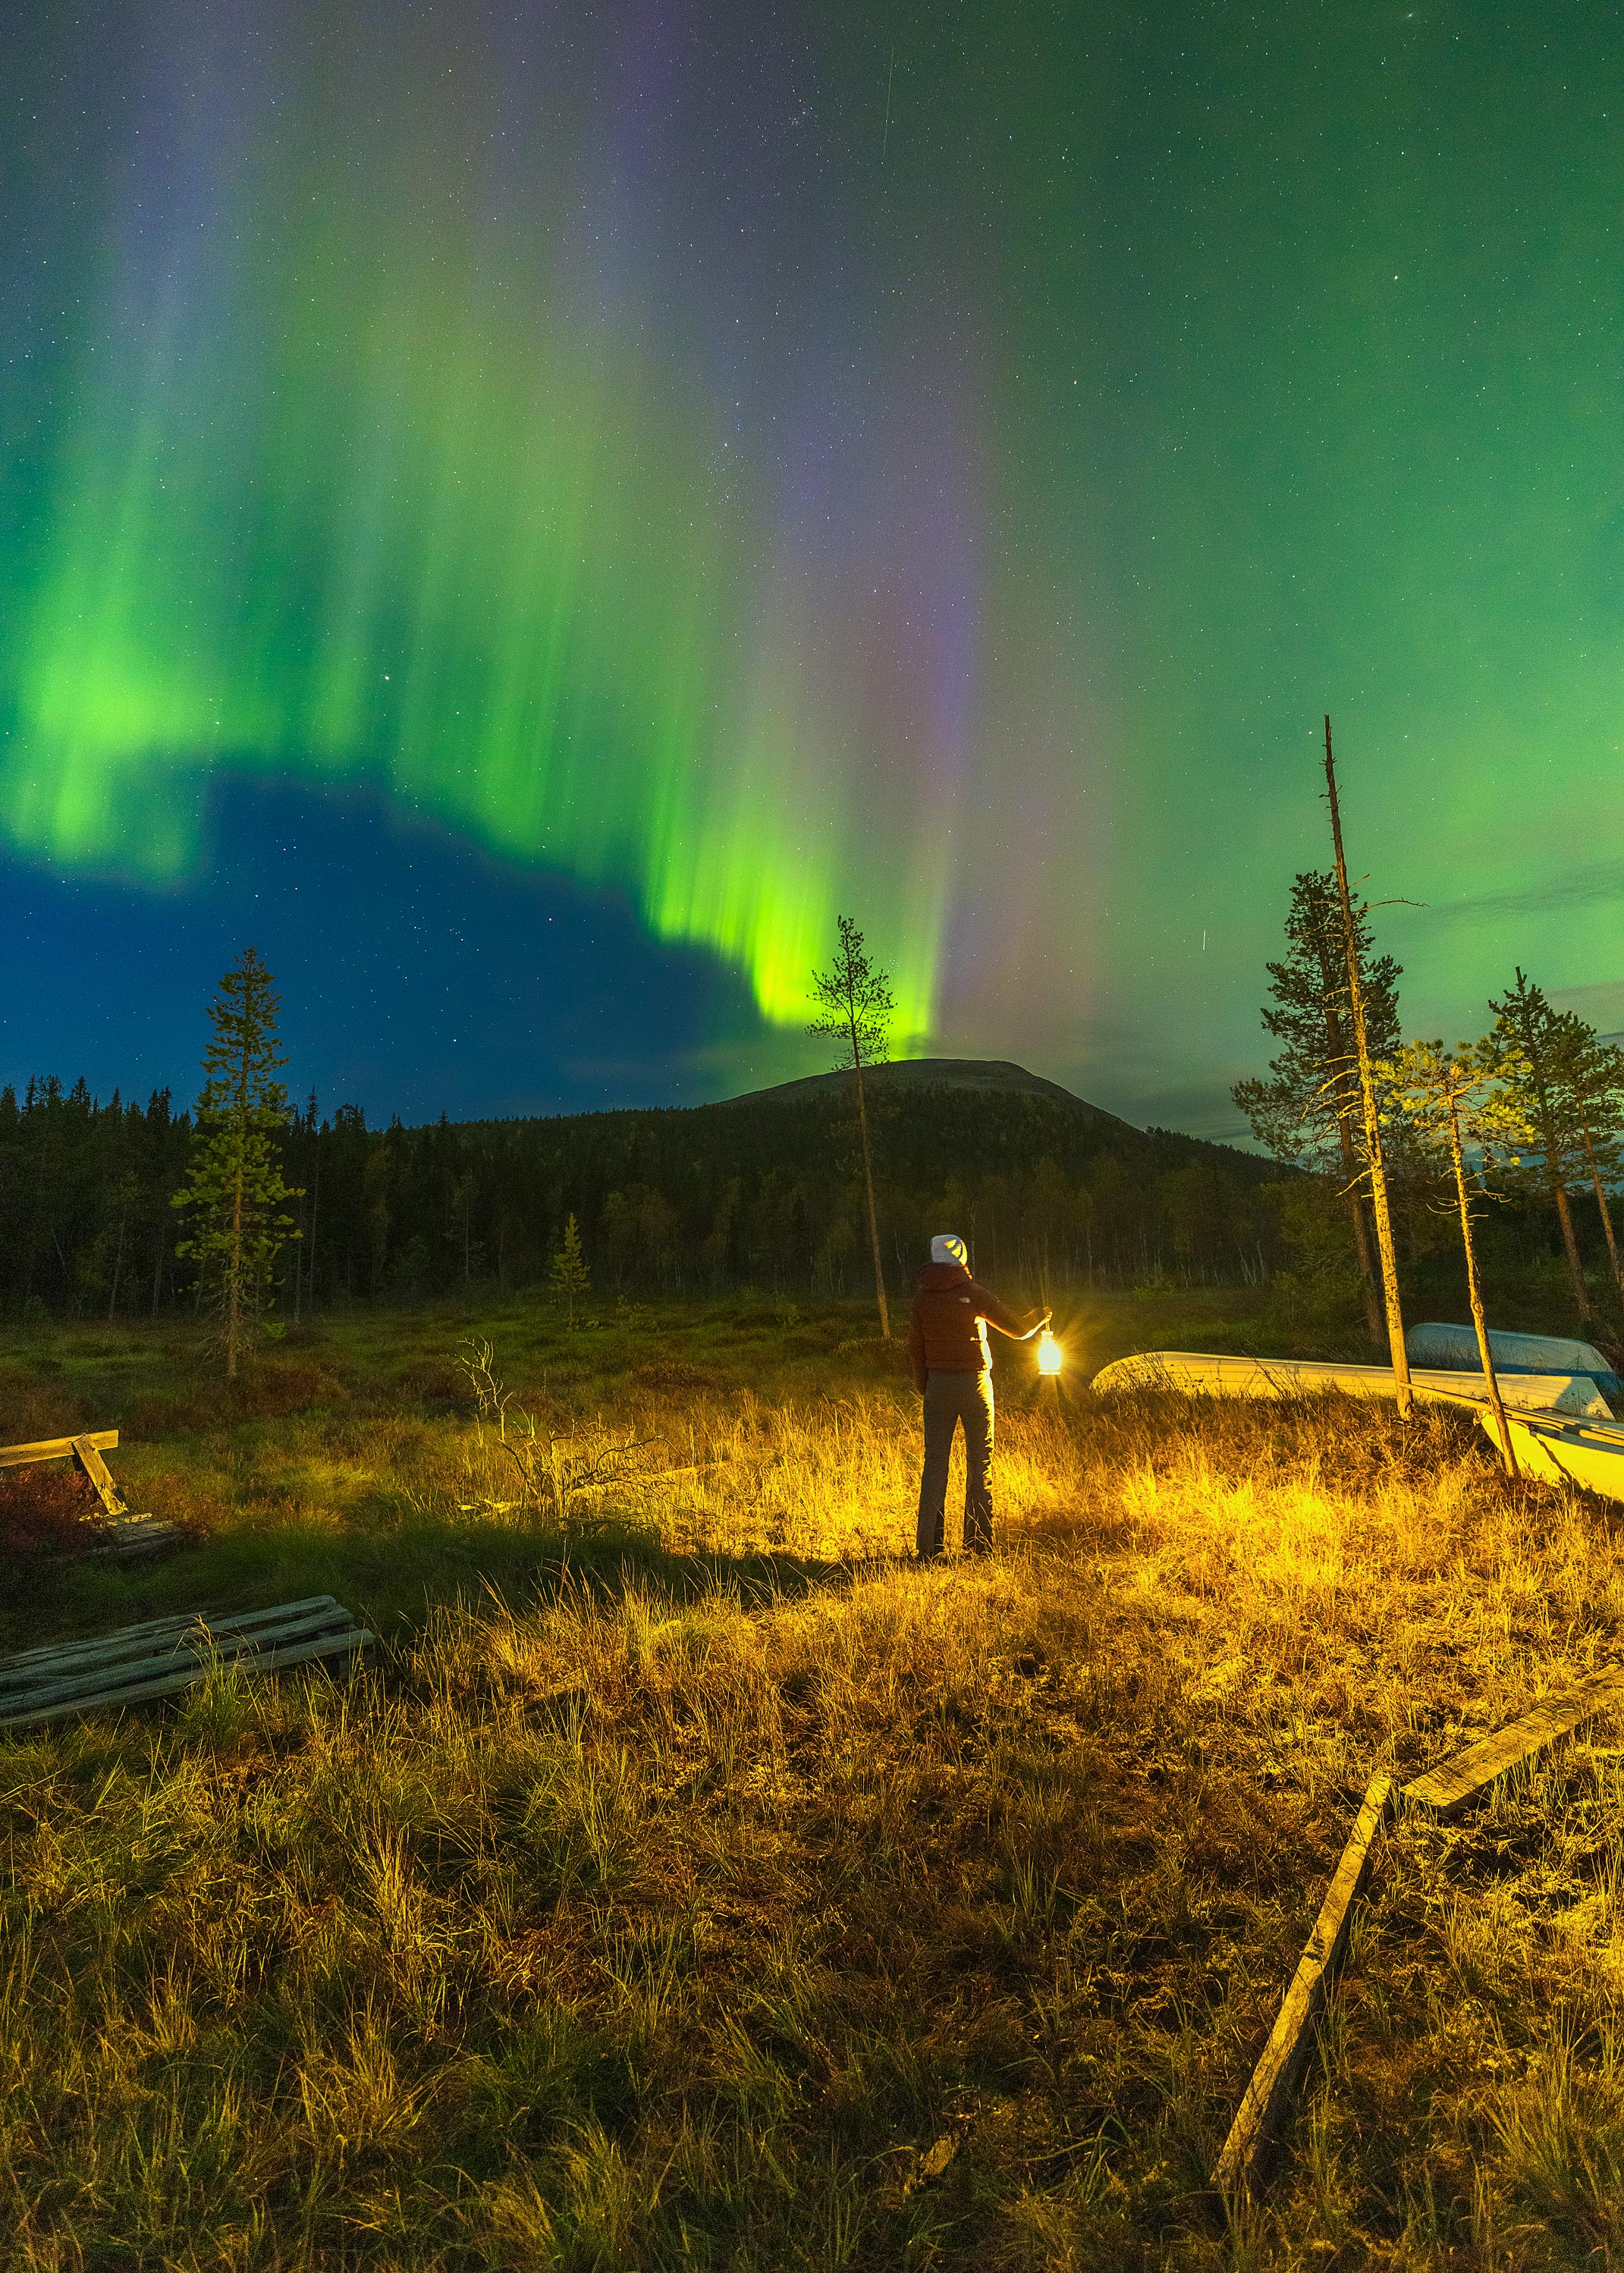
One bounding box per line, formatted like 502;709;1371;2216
930;1233;968;1267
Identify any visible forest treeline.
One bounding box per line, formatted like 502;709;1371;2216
8;851;1622;1330
0;1053;1615;1323
0;1073;1293;1316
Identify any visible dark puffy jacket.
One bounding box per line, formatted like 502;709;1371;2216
906;1261;1040;1390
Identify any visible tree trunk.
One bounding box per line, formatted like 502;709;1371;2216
1317;935;1383;1345
107;1207;127;1322
1323;717;1412;1417
853;1056;891;1338
1551;1173;1593;1322
1334;1109;1382;1344
1580;1121;1624;1308
1448;1100;1517;1479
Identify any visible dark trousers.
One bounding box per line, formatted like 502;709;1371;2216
916;1370;995;1557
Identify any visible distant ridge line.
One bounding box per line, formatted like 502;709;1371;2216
722;1056;1134;1126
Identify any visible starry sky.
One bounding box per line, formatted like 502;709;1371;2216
2;2;1620;1133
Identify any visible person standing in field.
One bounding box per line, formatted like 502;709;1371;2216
907;1232;1050;1560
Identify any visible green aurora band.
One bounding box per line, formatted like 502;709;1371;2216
5;3;1624;1123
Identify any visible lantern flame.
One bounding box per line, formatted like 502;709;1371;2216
1037;1328;1063;1377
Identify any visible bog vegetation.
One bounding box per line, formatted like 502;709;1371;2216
4;1292;1624;2270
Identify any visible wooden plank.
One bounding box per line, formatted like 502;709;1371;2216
0;1606;357;1715
0;1610;219;1675
0;1430;118;1471
1212;1772;1392;2199
0;1627;375;1734
0;1598;343;1684
0;1615;365;1714
95;1520;179;1560
1403;1666;1624;1812
71;1436;127;1519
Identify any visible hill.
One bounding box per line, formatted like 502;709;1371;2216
0;1058;1283;1316
727;1055;1134;1122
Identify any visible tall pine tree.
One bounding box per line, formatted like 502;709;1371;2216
1232;870;1402;1344
172;948;301;1377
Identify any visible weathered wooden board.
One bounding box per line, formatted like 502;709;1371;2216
85;1516;179;1559
0;1627;375;1732
0;1604;358;1717
0;1429;118;1471
71;1435;128;1518
1403;1667;1624;1812
0;1426;176;1557
1212;1772;1392;2199
0;1597;342;1686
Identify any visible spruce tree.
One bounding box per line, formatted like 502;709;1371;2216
1232;869;1401;1343
172;948;301;1377
549;1212;591;1330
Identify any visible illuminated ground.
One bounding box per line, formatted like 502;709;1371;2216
2;1296;1620;2268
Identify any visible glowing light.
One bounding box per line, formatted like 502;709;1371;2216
1037;1329;1063;1377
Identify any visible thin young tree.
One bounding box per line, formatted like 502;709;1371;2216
1232;868;1402;1343
549;1212;590;1331
172;948;301;1378
1379;1037;1533;1478
1490;969;1594;1323
1321;717;1413;1414
809;914;894;1337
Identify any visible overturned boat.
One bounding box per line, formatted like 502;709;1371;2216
1088;1349;1613;1420
1090;1323;1624;1503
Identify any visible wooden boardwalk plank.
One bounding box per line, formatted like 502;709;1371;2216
2;1607;357;1716
0;1599;343;1684
0;1628;375;1733
0;1430;118;1471
1212;1772;1392;2199
1403;1667;1624;1811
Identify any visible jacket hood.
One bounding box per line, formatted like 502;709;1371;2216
915;1261;972;1289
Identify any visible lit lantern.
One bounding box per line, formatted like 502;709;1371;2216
1037;1328;1063;1377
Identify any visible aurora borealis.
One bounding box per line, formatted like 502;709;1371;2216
4;4;1622;1130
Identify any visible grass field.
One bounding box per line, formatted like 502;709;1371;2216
4;1290;1624;2270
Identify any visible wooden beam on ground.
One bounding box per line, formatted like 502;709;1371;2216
1212;1772;1392;2200
0;1430;118;1471
71;1435;128;1518
1402;1666;1624;1813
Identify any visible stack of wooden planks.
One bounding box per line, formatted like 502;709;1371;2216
0;1429;178;1556
0;1596;375;1734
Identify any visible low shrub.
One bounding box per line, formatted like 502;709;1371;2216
0;1460;99;1558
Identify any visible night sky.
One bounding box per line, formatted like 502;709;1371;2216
3;4;1620;1135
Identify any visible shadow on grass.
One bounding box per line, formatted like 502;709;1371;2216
1;1512;897;1660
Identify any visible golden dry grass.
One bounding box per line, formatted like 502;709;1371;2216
2;1301;1623;2268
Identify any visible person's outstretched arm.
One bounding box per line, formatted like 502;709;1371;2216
969;1282;1051;1342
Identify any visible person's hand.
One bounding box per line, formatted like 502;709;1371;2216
1038;1307;1053;1329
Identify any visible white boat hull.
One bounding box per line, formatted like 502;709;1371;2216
1479;1407;1624;1503
1089;1350;1612;1420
